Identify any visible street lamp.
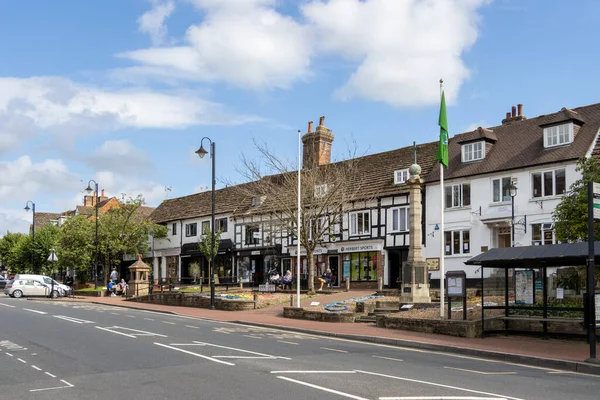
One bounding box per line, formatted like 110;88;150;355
85;180;99;290
510;183;518;247
24;201;35;271
195;137;216;310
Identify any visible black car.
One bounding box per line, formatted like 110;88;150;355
0;277;8;290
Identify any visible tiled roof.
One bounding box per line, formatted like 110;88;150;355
33;212;61;229
150;141;440;223
136;206;155;220
76;205;94;216
427;102;600;182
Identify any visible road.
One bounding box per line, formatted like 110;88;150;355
0;297;598;400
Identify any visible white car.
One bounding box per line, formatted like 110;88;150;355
13;274;71;297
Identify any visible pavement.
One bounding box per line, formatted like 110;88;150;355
58;289;600;375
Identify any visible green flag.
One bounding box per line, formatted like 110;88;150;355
436;91;448;168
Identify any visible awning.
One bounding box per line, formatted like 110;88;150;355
181;239;234;256
464;241;600;267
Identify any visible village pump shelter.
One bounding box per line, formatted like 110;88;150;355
465;242;600;338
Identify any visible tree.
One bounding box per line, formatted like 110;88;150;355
56;215;94;283
197;225;222;281
0;232;28;273
188;262;201;284
30;225;60;275
231;140;369;292
552;157;600;242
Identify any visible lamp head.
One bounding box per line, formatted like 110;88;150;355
509;183;518;198
85;184;93;194
195;144;208;159
24;204;31;212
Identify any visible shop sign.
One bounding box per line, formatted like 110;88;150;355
289;247;327;256
338;243;382;253
251;250;261;255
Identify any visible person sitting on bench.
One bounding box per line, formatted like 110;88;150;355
116;279;128;296
281;270;293;290
318;269;332;291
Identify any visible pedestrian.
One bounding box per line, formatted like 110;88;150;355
65;274;75;299
110;268;118;283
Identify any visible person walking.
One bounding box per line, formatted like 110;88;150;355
65;274;75;299
110;268;118;283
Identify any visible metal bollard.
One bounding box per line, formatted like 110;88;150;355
345;277;351;292
378;277;383;291
290;294;294;307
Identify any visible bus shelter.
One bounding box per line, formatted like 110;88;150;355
465;242;600;338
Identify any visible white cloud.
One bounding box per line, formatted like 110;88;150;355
0;209;31;236
87;139;152;176
0;76;261;153
464;120;487;132
122;0;487;107
120;0;313;90
138;0;176;46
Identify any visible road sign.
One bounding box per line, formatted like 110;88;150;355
594;183;600;219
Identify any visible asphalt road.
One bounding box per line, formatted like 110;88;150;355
0;297;598;400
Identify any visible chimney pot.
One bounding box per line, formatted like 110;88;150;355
506;112;511;119
308;121;313;133
511;106;516;118
319;116;325;126
517;104;523;116
101;189;105;197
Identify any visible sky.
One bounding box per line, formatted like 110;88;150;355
1;0;599;235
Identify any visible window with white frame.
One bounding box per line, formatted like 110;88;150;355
532;168;566;198
445;183;471;209
391;207;408;232
532;223;556;246
216;217;228;232
201;221;210;235
185;223;197;237
461;141;484;162
544;123;573;148
394;169;409;184
314;184;329;198
444;230;470;255
492;176;513;203
350;211;370;236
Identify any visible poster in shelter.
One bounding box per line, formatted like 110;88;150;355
515;270;534;305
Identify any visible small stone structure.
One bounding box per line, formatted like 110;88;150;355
128;254;150;297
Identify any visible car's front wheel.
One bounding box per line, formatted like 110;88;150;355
13;290;23;298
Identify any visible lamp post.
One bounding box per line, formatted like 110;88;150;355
24;201;35;271
195;137;216;310
85;180;99;290
47;249;58;298
510;183;518;247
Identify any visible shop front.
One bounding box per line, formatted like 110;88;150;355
236;245;281;285
180;239;234;284
337;242;384;289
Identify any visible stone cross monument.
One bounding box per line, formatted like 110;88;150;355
400;143;431;303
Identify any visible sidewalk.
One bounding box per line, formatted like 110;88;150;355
71;291;600;375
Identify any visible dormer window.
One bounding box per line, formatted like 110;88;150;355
461;141;484;162
314;184;329;198
394;169;409;184
544;123;573;148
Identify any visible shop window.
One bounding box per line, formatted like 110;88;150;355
532;223;555;245
444;230;470;255
345;252;377;281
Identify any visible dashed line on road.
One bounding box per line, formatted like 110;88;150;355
271;371;356;374
185;325;198;329
17;358;26;363
23;308;47;314
372;355;403;362
321;347;348;353
244;335;262;339
278;340;299;345
126;315;136;318
0;303;15;307
110;312;120;315
144;318;155;321
31;365;42;371
162;321;176;325
444;366;517;375
44;372;57;378
5;353;13;357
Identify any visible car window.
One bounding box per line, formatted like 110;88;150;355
43;277;52;284
7;279;14;284
25;280;35;286
34;281;44;287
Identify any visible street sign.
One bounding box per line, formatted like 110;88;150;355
594;183;600;219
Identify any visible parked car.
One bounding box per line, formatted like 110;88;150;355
0;277;8;289
4;279;60;298
13;274;70;297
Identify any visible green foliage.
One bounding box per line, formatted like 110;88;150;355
56;215;94;283
197;225;222;270
188;262;201;283
30;225;60;274
552;157;600;242
0;232;28;273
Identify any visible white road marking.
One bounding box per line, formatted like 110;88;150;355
356;370;525;400
278;340;299;345
6;353;13;357
45;371;57;378
95;326;167;338
277;376;369;400
244;335;262;339
0;303;15;307
29;380;74;392
214;356;272;359
17;358;26;363
54;315;95;324
162;321;176;325
380;397;507;400
145;318;155;321
126;315;136;318
193;340;291;360
321;347;348;353
154;342;234;366
110;312;120;315
23;308;47;314
31;365;42;371
372;355;403;362
95;327;136;338
271;371;356;374
444;366;516;375
185;325;198;329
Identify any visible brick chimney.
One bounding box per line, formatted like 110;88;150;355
302;116;334;169
83;189;108;206
502;104;526;124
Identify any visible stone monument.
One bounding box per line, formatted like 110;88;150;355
128;254;151;297
399;143;431;303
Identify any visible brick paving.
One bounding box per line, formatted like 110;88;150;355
69;290;595;365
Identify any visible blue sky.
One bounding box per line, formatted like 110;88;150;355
1;0;599;235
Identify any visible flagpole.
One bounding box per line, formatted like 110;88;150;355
439;79;446;318
297;129;301;308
